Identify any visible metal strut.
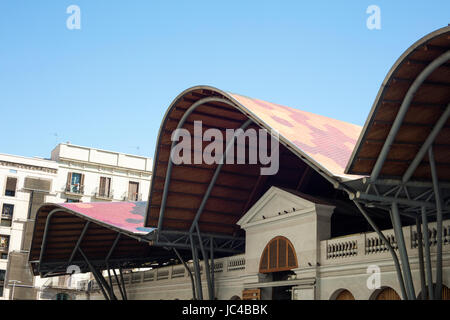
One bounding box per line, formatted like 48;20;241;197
173;248;196;300
118;266;128;300
196;224;213;300
353;201;407;299
390;203;415;300
156;97;252;242
429;146;443;299
112;267;126;300
370;51;450;182
415;217;426;300
78;248;112;300
421;207;434;300
189;234;203;300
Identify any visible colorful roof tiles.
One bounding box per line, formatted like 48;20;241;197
228;93;362;179
60;201;153;235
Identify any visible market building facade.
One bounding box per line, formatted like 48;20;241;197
29;26;450;300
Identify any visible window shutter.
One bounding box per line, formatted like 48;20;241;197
67;172;72;189
259;236;298;273
6;177;17;191
99;177;105;194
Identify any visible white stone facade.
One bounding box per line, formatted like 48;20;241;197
87;187;450;300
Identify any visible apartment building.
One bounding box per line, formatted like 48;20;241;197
0;143;152;299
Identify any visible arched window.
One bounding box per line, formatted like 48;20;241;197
374;287;400;300
417;284;450;300
259;236;298;273
332;289;355;300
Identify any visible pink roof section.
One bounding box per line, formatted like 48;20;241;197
229;93;363;180
60;201;152;235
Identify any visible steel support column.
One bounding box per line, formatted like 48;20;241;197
189;234;203;300
415;217;426;299
429;146;443;299
391;203;415;300
78;248;110;300
173;248;196;300
118;266;128;300
112;267;126;300
421;207;434;300
353;201;407;299
106;265;117;300
210;237;215;299
196;224;213;300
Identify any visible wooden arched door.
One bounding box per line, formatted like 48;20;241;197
259;236;298;273
419;284;450;300
443;285;450;300
335;289;355;300
375;287;401;300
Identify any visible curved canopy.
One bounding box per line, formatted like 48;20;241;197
346;26;450;181
145;86;362;235
29;202;174;277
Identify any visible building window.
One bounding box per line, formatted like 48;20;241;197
66;199;80;203
1;204;13;227
4;177;17;197
98;177;112;198
259;236;298;273
127;181;140;201
0;270;5;297
0;235;9;256
55;293;70;300
66;172;84;194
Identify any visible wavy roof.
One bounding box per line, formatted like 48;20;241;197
229;93;362;179
60;201;153;235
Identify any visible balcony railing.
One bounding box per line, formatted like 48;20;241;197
65;184;84;195
123;192;142;201
94;188;114;200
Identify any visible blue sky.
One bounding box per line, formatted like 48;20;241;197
0;1;449;159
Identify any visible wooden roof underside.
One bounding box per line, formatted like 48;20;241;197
346;26;450;181
29;205;182;276
145;88;344;236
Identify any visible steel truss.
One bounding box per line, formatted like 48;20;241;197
344;51;450;300
152;97;254;299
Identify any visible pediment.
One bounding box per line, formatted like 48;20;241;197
237;186;319;228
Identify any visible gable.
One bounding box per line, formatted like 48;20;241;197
237;186;319;228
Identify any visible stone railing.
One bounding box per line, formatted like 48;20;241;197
326;237;358;259
108;254;246;286
411;224;450;248
322;219;450;263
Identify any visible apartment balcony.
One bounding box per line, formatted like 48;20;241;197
94;188;114;201
65;184;84;197
123;192;142;202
